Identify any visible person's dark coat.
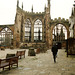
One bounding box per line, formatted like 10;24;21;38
51;45;58;55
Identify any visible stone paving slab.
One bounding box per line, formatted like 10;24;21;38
0;49;75;75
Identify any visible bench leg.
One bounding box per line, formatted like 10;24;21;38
20;56;21;59
17;62;18;67
11;64;13;68
3;67;4;70
9;65;10;70
24;55;25;58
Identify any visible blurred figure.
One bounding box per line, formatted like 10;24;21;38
51;43;58;63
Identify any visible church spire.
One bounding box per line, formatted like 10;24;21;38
71;8;74;16
22;2;23;10
73;1;75;16
44;4;46;12
17;0;19;7
31;5;33;12
47;0;50;14
48;0;50;8
74;1;75;7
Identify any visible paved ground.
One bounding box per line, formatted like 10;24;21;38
0;49;75;75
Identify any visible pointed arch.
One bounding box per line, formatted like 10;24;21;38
25;19;31;42
52;24;67;42
0;27;13;46
34;19;42;42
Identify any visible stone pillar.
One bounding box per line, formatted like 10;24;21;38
23;23;25;42
54;29;55;41
13;13;21;48
42;19;44;42
74;24;75;38
48;27;53;48
67;30;70;39
31;22;34;42
49;25;55;48
13;32;17;48
56;27;58;41
13;30;20;48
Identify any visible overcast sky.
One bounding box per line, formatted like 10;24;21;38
0;0;74;25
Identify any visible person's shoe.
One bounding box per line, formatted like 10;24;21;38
56;55;57;58
54;60;56;63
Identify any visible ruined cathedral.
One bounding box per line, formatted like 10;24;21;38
0;0;75;48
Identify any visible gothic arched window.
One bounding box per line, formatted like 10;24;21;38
53;24;67;42
25;19;31;42
34;19;42;42
0;27;13;46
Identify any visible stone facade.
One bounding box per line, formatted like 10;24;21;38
69;2;75;38
0;0;74;48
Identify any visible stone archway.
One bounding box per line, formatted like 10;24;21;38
49;18;70;48
52;23;69;39
0;27;13;46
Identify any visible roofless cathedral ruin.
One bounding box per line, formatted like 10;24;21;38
0;0;75;49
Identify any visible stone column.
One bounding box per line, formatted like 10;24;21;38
67;30;70;39
31;22;34;42
23;23;25;42
42;19;45;42
74;24;75;38
49;26;54;48
13;32;17;48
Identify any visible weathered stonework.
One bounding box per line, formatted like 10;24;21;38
0;0;74;48
69;2;75;38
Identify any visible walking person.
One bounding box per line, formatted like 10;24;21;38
51;43;58;63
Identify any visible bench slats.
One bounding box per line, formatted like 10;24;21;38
0;56;18;71
0;62;9;68
16;50;26;59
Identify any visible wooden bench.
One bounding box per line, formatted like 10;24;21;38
0;56;18;71
16;50;26;59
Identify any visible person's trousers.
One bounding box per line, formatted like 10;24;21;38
53;53;57;63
